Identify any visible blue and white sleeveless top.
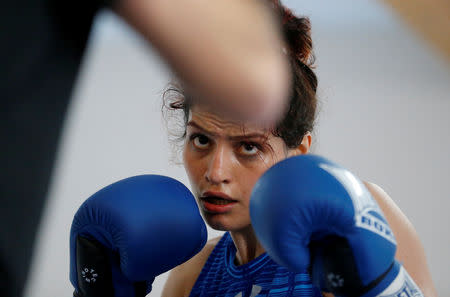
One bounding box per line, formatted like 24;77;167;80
190;232;322;297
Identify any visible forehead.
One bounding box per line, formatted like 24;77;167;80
188;106;270;138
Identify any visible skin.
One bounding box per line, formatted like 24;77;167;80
116;0;290;125
162;105;437;297
182;107;310;264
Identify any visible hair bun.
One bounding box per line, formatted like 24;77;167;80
270;1;314;67
283;10;314;66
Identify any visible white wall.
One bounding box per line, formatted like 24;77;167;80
25;1;449;296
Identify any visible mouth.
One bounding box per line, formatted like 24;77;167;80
199;191;238;213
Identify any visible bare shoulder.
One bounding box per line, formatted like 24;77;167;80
363;181;437;297
161;236;222;297
363;182;413;228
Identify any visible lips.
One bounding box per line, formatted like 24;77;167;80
200;191;237;204
202;197;233;205
200;191;237;213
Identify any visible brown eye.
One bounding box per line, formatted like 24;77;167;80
239;142;259;156
193;134;210;149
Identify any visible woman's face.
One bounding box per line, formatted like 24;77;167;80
183;105;310;232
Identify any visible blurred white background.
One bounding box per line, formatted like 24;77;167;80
24;0;449;296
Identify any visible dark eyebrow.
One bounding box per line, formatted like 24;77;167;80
187;121;268;141
229;134;268;142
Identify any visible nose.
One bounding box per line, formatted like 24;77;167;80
205;145;231;185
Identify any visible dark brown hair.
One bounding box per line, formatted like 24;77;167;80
163;1;318;149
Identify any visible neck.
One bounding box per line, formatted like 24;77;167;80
229;226;266;266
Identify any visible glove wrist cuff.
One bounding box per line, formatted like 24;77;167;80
361;261;423;297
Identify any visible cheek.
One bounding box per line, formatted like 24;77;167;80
183;147;199;183
240;165;269;202
183;147;196;179
240;151;285;199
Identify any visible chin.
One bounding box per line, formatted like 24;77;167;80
203;212;251;232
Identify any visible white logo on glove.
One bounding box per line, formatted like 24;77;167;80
81;267;98;284
319;164;396;245
327;273;344;287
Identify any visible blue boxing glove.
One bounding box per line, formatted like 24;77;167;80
70;175;207;297
250;155;423;297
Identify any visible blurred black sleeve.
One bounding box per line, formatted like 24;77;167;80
0;0;115;296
